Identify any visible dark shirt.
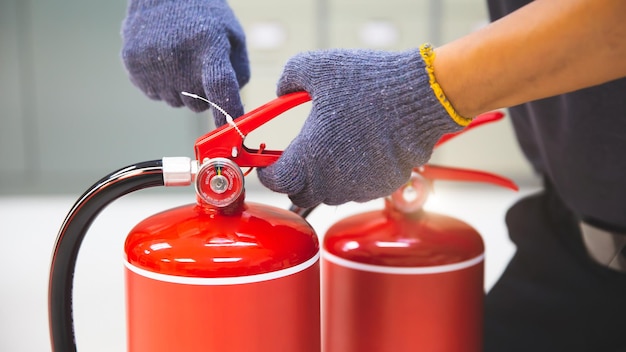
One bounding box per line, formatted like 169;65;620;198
487;0;626;229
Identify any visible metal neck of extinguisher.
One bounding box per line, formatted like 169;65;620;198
388;171;432;214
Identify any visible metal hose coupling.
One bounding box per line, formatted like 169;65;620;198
162;157;198;187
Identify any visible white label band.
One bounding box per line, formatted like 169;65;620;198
125;251;320;286
322;249;483;275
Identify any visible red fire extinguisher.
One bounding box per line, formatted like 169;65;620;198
321;113;518;352
48;92;320;351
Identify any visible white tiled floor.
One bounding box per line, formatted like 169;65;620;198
0;184;538;351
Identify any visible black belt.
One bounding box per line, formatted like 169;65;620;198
579;220;626;272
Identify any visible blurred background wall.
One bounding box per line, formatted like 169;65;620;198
0;0;538;196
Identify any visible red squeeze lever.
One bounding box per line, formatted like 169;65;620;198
421;109;518;191
418;164;519;191
435;111;504;147
194;91;311;167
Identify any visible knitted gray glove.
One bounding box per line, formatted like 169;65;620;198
257;46;470;208
121;0;249;126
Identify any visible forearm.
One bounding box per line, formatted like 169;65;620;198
433;0;626;117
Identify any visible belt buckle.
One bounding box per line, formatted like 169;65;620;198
579;221;626;272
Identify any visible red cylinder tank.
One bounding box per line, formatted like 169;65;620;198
125;194;320;352
322;169;516;352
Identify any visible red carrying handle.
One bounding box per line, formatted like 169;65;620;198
193;93;516;192
194;92;311;167
435;111;505;147
418;164;518;191
422;110;518;191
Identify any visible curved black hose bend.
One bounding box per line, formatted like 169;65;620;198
289;204;318;219
48;159;191;352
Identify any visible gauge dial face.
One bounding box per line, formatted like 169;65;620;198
195;158;244;207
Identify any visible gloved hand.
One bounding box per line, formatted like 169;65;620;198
121;0;250;126
257;45;471;208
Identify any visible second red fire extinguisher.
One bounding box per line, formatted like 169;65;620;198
321;113;518;352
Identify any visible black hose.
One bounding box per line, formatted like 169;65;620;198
48;160;165;352
289;204;318;219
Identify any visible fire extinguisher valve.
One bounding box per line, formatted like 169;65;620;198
195;157;245;208
390;171;431;214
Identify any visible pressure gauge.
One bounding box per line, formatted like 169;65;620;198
195;158;245;207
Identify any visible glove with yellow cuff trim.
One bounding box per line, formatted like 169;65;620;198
257;44;471;208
